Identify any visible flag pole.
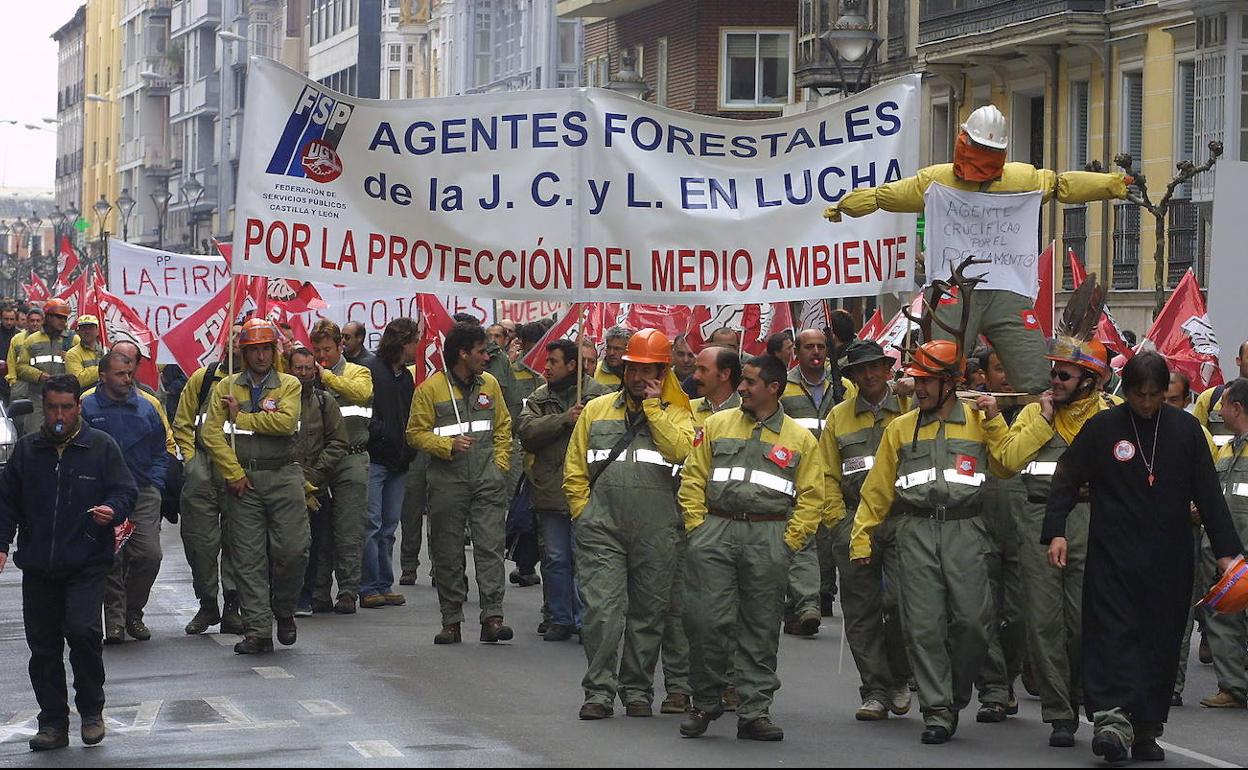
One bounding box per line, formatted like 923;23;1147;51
226;273;240;452
575;303;587;405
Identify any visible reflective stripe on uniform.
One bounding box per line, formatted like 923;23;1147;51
339;405;373;418
222;422;256;436
1233;483;1248;497
633;448;672;467
794;417;824;432
943;468;985;487
195;413;207;426
710;466;796;498
895;468;937;490
841;456;874;475
1214;435;1234;447
29;355;64;365
1022;461;1057;476
434;419;493;437
585;448;672;467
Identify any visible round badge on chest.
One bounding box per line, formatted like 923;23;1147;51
1113;440;1136;462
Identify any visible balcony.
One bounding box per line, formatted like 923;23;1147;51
122;0;173;23
918;0;1105;63
170;76;220;122
556;0;664;18
122;56;182;95
171;0;221;37
118;137;175;174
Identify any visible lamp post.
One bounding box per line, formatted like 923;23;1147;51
151;184;172;251
48;206;67;285
819;0;882;97
0;221;11;298
181;172;205;251
26;212;47;286
116;188;137;243
93;195;113;279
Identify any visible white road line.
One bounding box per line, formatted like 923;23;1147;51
186;696;299;732
252;666;293;679
0;710;38;742
1079;717;1239;768
350;740;404;758
299;700;349;716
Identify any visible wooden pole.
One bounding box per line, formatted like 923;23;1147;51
576;303;588;404
226;273;239;451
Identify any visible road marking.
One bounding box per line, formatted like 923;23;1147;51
1079;718;1238;768
252;666;293;679
0;710;38;742
211;634;238;647
350;740;404;758
299;700;348;716
102;700;163;735
187;696;299;731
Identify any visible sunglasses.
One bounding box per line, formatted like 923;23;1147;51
1050;368;1077;382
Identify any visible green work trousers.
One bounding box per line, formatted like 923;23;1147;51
832;514;910;702
817;522;837;604
104;486;163;628
1202;511;1248;701
179;452;237;605
1175;524;1210;697
934;288;1050;394
1018;499;1089;722
400;453;429;574
427;468;508;626
895;515;993;732
785;539;821;622
684;516;791;721
661;533;691;696
976;478;1027;706
312;452;368;602
575;502;678;707
224;465;309;640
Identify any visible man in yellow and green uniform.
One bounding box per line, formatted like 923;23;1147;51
593;326;631;390
4;308;38;430
64;315;104;389
17;299;79;437
678;353;824;742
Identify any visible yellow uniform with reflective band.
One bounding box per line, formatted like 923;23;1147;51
82;383;177;457
1206;436;1248;700
690;392;741;430
320;357;373;448
851;400;1009;561
406;370;511;472
822;390;912;527
16;330;79;383
4;331;24;386
65;343;104;388
592;361;622;390
681;406;824;552
200;368;303;483
1195;386;1235;449
172;364;232;463
780;365;856;439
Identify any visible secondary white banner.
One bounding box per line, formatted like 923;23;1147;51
923;183;1043;299
233;58;920;304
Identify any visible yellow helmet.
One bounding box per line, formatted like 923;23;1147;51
76;314;100;328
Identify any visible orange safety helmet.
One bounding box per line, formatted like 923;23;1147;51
1198;555;1248;615
621;328;671;365
1046;337;1110;379
902;340;963;380
239;318;279;347
43;298;71;318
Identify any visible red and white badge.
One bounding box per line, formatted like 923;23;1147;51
1113;440;1137;462
938;286;960;306
955;454;978;476
477;393;493;410
693;427;705;448
1020;310;1041;330
768;445;795;469
261;398;279;412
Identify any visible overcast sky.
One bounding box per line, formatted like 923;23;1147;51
0;3;80;191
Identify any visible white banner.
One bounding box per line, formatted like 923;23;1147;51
923;184;1043;299
233;58;920;304
107;240;490;362
1209;160;1248;382
498;300;566;325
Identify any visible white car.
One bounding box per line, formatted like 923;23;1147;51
0;399;32;468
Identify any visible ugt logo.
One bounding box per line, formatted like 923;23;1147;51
266;85;354;184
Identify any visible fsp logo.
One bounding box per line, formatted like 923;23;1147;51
266;84;355;183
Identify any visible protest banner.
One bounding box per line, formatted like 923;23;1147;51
923;184;1044;298
1208;160;1248;381
233;58;920;304
498;300;566;325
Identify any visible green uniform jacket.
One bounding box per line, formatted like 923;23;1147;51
517;375;609;513
293;384;348;492
16;329;79;383
821;388;911;526
780;365;854;439
201;368;303;483
405;370;512;479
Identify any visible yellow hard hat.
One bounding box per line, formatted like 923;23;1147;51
76;314;100;328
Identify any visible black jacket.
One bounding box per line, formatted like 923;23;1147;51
0;423;138;575
366;357;416;472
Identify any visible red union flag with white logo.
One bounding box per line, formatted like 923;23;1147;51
1145;269;1223;392
162;276;251;374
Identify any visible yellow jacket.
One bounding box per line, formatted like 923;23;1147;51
5;331;25;386
679;405;824;552
65;343;104;388
405;370;511;471
850;401;1009;560
821;388;911;527
82;384;177;457
172;364;233;462
825;163;1129;222
321;359;373;405
593;362;622;390
16;330;80;384
200;368;302;483
1194;386;1235;448
690;392;742;429
564;392;693;519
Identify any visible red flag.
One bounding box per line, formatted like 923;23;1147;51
624;305;692;338
1144;269;1224;392
25;273;51;302
414;294;456;385
54;271;90;319
163;275;250;374
858;307;885;341
52;236;80;295
1033;241;1056;337
799;299;832;333
91;286;161;389
874;295;924;370
686;303;794;356
523;303;591;371
1066;248;1131;359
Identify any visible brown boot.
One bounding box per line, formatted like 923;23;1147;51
333;594;357;614
481;616;514;643
660;692;691;714
434;623;462;645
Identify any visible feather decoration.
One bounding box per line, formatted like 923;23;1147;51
1058;275;1105;342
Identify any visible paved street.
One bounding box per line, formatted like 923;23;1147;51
0;528;1242;768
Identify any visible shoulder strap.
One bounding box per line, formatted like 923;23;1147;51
587;411;647;490
195;363;221;414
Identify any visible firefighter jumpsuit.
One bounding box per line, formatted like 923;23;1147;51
852;400;1009;732
16;327;79;434
65;342;104;389
564;391;693;709
315;356;373;603
1203;434;1248;701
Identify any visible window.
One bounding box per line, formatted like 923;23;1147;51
389;44;402;63
721;30;793;109
1122;71;1144;169
656;37;669;107
406;67;415;98
1062;206;1087;290
1112;202;1140;290
558;21;578;67
586;55;607;88
389;68;400;98
1174;61;1196;197
1069;80;1089;171
930;100;950;164
407;45;414;64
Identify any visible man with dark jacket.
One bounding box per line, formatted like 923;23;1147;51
0;374;138;751
517;339;608;641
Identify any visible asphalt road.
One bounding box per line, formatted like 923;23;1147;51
0;528;1243;768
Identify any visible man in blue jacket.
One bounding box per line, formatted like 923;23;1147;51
81;352;169;644
0;374;138;752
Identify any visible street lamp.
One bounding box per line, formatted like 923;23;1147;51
181;173;205;250
0;221;11;298
116;188;137;243
151;184;172;250
26;212;46;285
819;0;882;96
49;207;67;282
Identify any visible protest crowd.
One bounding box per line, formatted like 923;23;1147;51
0;106;1245;769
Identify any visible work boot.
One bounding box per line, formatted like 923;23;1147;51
920;725;951;745
28;727;68;752
820;593;836;617
383;592;406;606
1199;690;1247;709
311;599;335;614
855;698;889;721
1049;719;1078;748
334;594;357;614
233;636;274;655
1132;735;1166;762
536;620;549;635
480;617;514;643
578;702;612;720
1091;731;1128;764
221;593;244;635
184;603;221;635
889;685;913;716
720;687;740;712
1199;634;1213;665
400;570;418;586
679;708;722;737
624;701;652;718
1171;693;1184;707
104;625;124;645
660;692;691;714
543;623;574;642
126;618;151;641
737;716;784;741
509;570;540;587
276;617;297;646
797;608;821;635
976;702;1008;723
80;714;105;746
360;594;386;609
434;623;462;645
